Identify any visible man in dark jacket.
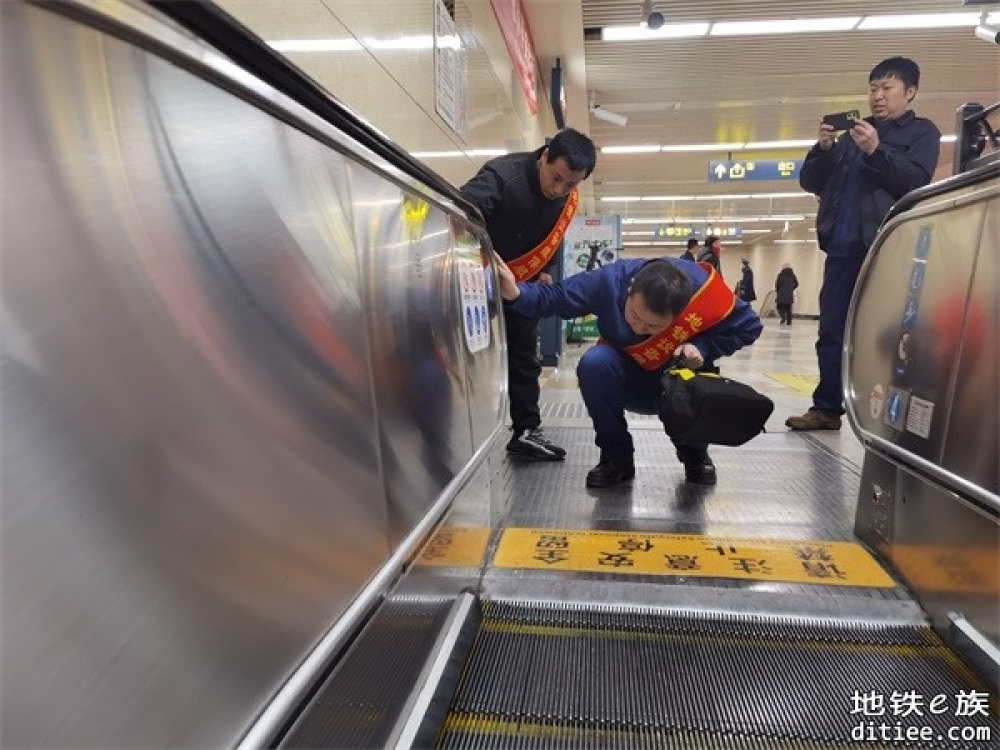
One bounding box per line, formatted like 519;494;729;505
774;263;799;325
679;237;698;262
494;256;762;487
786;57;940;431
737;259;756;303
460;128;597;459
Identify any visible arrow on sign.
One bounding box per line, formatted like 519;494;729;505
714;164;727;179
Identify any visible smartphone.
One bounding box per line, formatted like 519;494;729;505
822;109;862;131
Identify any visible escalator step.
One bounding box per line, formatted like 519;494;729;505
435;601;997;749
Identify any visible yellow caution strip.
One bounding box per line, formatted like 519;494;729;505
767;372;819;395
493;528;896;588
416;526;491;567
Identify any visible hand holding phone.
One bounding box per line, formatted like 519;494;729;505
822;109;862;131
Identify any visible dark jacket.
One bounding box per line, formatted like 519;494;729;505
799;110;940;256
696;246;721;272
775;268;799;305
509;258;762;366
459;147;567;277
737;265;756;302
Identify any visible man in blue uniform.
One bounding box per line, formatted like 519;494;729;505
494;256;762;487
460;128;597;461
787;56;940;431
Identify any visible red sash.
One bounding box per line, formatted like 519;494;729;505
508;188;579;282
621;263;736;370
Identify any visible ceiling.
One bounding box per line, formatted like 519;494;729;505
215;0;999;252
537;0;1000;250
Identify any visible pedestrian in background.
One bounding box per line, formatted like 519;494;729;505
736;258;756;304
679;237;698;262
775;262;799;325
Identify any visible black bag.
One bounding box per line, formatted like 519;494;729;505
659;368;774;446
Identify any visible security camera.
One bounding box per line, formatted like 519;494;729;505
590;105;629;127
975;24;1000;45
642;0;664;30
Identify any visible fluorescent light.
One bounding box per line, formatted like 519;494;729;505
774;239;818;244
411;149;507;158
940;134;958;143
604;193;809;203
744;139;816;149
858;13;980;30
622;215;807;224
268;39;363;51
602;23;710;41
601;145;661;154
711;17;860;36
661;143;743;152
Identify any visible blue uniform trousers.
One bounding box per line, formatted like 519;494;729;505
577;344;709;465
813;254;866;414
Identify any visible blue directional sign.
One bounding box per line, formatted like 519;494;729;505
708;159;803;182
654;225;742;239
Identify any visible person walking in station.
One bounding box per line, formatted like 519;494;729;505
775;262;798;325
460;127;597;460
786;56;940;431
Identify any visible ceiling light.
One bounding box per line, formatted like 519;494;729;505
661;143;743;152
268;39;363;51
710;17;861;36
601;145;661;154
601;22;709;40
858;13;981;30
743;139;816;149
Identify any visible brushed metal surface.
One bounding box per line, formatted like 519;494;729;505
1;2;502;747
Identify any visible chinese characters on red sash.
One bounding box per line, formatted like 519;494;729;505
620;263;736;370
508;188;579;282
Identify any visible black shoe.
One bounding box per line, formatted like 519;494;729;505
506;427;566;461
586;459;635;488
684;458;717;485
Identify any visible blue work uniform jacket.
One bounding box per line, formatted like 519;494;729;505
799;110;940;256
507;258;763;366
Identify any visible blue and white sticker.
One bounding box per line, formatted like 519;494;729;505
883;388;909;431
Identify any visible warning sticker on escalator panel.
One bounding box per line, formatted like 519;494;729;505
493;528;895;587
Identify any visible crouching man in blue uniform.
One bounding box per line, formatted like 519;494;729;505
495;256;762;487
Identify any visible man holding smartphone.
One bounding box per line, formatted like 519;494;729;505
786;56;940;431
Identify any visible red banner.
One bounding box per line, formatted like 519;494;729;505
490;0;539;115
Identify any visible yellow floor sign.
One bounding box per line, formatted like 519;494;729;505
493;528;896;588
767;372;819;395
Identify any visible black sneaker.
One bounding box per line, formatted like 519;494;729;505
684;458;717;485
586;459;635;488
506;427;566;461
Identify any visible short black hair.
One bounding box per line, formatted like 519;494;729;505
704;235;719;247
870;57;920;89
545;128;597;177
686;238;699;249
629;260;693;317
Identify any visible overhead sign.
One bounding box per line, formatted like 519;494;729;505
654;225;742;239
490;0;539;115
708;159;803;182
